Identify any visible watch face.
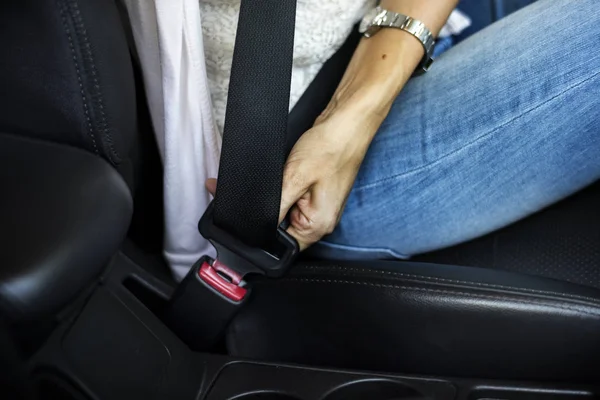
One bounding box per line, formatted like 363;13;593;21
359;7;385;36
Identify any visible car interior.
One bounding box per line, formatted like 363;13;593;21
1;0;599;399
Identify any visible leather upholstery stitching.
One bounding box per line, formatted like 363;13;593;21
272;278;600;317
299;265;600;305
69;0;120;164
58;0;98;155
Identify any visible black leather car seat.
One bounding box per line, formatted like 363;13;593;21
227;25;600;382
0;0;135;167
1;0;599;385
0;0;140;340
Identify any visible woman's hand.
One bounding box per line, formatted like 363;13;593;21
206;109;380;251
278;110;381;250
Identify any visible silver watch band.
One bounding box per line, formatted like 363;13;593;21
385;13;435;70
361;7;435;73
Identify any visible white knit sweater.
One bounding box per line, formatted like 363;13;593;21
200;0;376;133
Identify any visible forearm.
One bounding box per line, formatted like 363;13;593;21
325;0;458;143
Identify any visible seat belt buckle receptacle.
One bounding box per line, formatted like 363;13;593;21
164;202;299;351
198;259;247;302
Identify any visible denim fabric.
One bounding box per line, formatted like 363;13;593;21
312;0;600;260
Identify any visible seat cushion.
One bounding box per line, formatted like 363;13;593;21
415;181;600;289
228;260;600;382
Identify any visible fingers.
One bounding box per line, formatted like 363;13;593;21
307;183;342;239
287;203;315;251
279;163;311;223
286;183;341;251
205;178;217;196
279;158;319;249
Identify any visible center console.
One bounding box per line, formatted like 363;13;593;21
29;251;600;400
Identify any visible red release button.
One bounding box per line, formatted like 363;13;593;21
198;261;247;302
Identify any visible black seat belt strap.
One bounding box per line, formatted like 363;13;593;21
213;0;297;249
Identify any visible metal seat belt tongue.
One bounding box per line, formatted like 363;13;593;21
164;0;299;352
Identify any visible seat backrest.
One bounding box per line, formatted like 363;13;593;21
0;0;136;166
0;0;166;251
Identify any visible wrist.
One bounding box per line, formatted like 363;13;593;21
329;32;422;117
318;102;385;157
321;82;394;145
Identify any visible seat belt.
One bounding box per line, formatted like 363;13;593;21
198;0;300;277
212;0;297;250
198;0;300;279
166;0;301;350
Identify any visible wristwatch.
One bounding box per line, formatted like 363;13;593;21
359;6;435;73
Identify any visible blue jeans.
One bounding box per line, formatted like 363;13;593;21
312;0;600;260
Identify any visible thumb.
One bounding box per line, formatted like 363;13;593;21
279;185;306;224
279;171;309;224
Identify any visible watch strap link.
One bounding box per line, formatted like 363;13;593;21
388;14;435;71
